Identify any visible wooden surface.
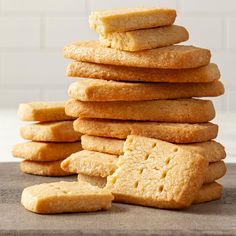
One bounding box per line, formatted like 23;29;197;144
0;163;236;236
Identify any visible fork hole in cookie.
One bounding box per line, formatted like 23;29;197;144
161;171;167;179
134;181;139;188
152;143;157;148
144;153;149;160
158;185;164;193
165;158;171;165
139;168;144;174
173;147;178;152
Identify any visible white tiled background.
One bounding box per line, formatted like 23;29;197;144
0;0;236;163
0;0;235;110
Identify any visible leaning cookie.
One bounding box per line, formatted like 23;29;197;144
106;135;208;208
61;150;118;177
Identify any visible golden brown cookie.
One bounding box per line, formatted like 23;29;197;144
75;118;218;143
89;8;176;33
20;160;73;176
21;181;113;214
106;135;208;209
68;79;224;101
100;25;189;51
66;99;215;123
67;62;220;83
204;161;227;183
20;121;81;142
61;150;118;177
18;101;74;122
12;141;82;161
193;182;223;204
64;41;211;69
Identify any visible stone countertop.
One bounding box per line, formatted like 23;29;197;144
0;163;236;236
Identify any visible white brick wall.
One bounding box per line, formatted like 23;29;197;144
0;0;235;111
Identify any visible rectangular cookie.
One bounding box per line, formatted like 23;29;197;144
18;101;74;122
68;79;224;102
61;150;118;177
89;8;176;33
20;121;81;142
12;141;82;161
20;160;73;176
21;181;113;214
106;135;208;208
63;41;211;69
81;135;226;162
66;99;215;123
75;118;218;143
100;25;189;51
67;62;220;83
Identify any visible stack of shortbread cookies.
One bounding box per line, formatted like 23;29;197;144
12;101;82;176
60;8;226;209
19;8;227;214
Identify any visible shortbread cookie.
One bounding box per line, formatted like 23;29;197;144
204;161;226;183
61;150;118;177
20;160;72;176
100;25;189;51
89;8;176;34
81;135;124;155
78;174;107;189
12;141;82;161
67;62;220;83
106;135;208;209
68;79;224;102
18;101;74;122
75;118;218;143
77;176;223;203
20;121;81;142
21;181;113;214
64;41;211;69
193;182;223;204
81;135;225;162
66;99;215;123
